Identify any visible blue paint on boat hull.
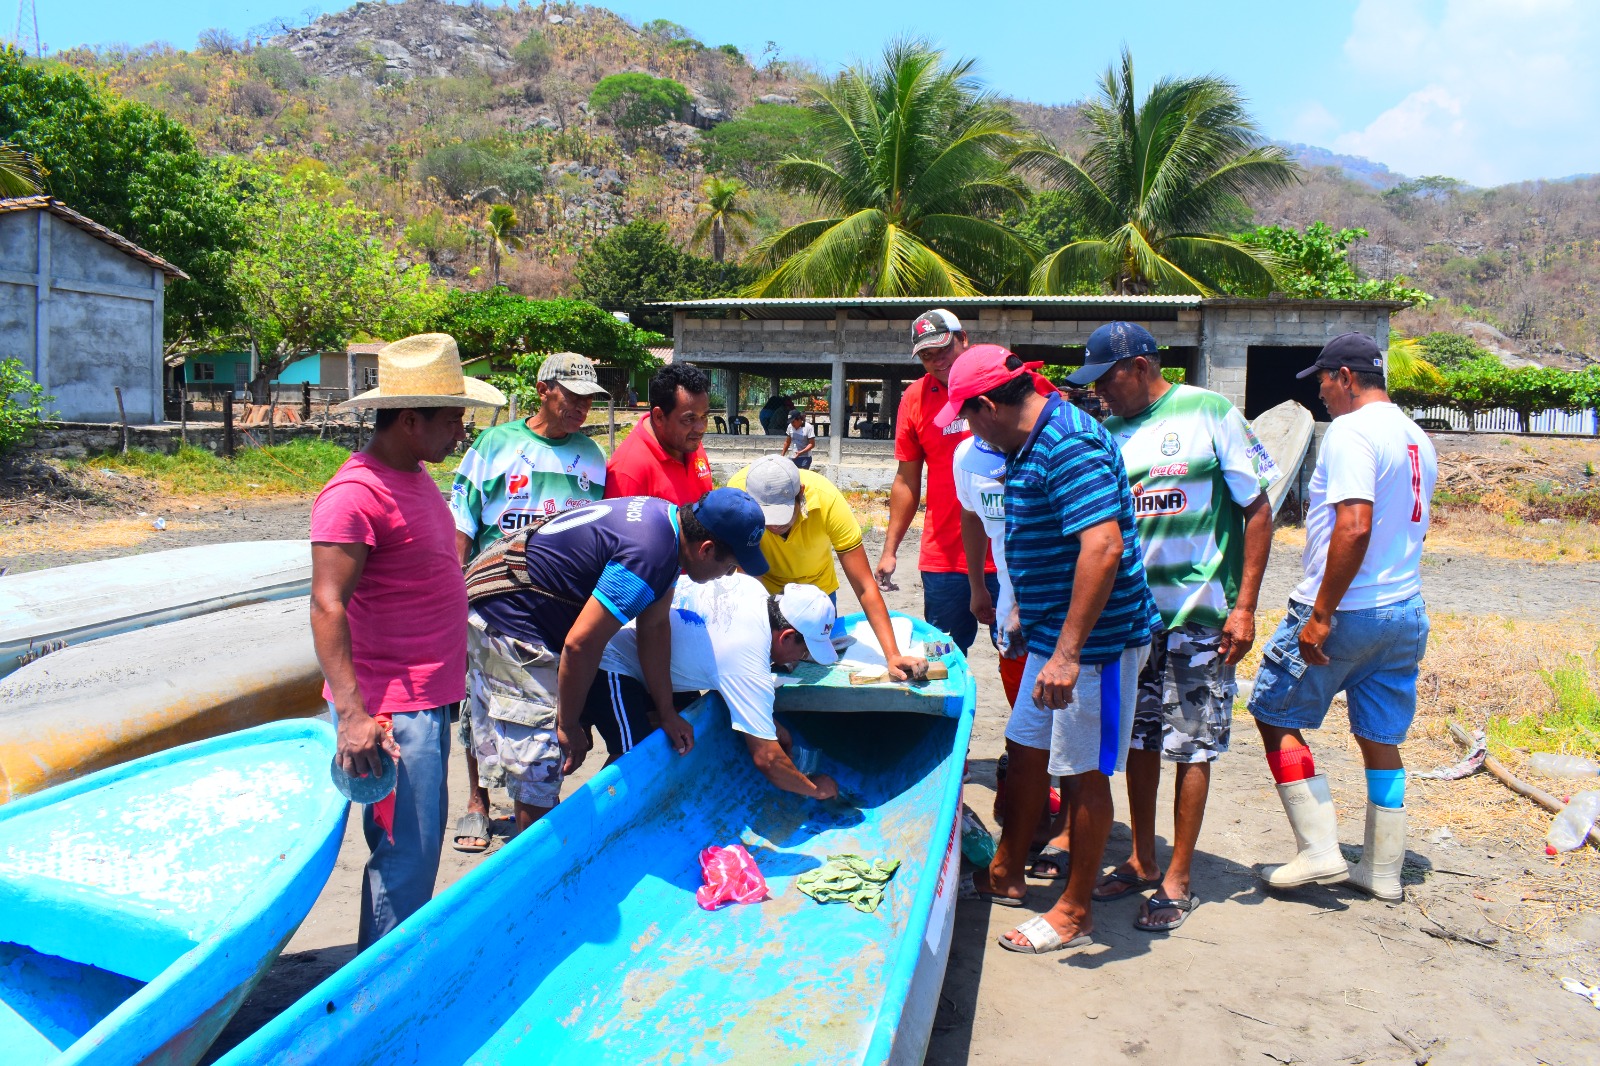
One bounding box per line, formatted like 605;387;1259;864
220;613;973;1065
0;720;348;1066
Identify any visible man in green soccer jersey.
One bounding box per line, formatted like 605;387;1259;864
447;351;608;850
1072;322;1276;933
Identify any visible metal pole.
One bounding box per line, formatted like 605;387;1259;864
608;392;616;452
113;386;129;454
829;357;845;467
221;391;235;458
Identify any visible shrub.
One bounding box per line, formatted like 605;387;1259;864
418;141;545;201
511;30;552;77
228;80;279;118
1417;331;1489;371
588;72;690;132
253;46;310;90
701;103;821;184
0;358;51;456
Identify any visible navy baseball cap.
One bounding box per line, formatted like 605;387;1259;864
1297;332;1385;379
1067;321;1161;385
692;488;770;576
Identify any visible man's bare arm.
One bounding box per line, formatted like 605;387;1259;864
1300;500;1372;666
1220;493;1272;665
634;595;692;755
1032;519;1122;710
839;544;926;681
875;458;923;587
310;542;397;776
556;597;624;772
960;508;994;625
743;735;837;799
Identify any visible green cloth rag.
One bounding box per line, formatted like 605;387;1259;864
795;854;902;913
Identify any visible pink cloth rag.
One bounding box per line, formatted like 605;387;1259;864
696;844;768;910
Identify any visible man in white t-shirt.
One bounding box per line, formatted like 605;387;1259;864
584;573;843;799
781;409;817;469
1248;333;1437;904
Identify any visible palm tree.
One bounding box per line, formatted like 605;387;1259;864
1022;49;1301;296
747;39;1035;297
691;176;754;263
0;143;43;198
484;204;524;287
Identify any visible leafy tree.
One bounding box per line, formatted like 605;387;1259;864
252;46;310;90
748;39;1035;297
1237;222;1432;305
484;203;523;287
1007;189;1075;252
574;219;758;332
587;73;690;133
1022;48;1300;296
690;176;754;263
418;140;545;201
229;169;439;402
640;19;693;44
1417;331;1488;371
700;103;820;185
717;44;744;63
0;49;245;347
1438;357;1506;431
429;288;664;407
511;30;552;77
0;141;41;195
0;358;50;456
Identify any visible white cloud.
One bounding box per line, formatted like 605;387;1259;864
1326;0;1600;185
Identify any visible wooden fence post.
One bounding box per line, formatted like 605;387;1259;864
222;391;235;458
113;386;129;454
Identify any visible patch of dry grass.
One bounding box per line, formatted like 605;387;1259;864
0;517;218;558
1273;505;1600;562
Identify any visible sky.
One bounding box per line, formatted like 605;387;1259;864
33;0;1600;186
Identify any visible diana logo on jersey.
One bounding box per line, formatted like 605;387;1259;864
1131;483;1188;517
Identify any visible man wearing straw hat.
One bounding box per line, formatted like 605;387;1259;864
310;333;505;949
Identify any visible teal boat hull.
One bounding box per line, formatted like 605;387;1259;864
0;720;348;1066
219;613;974;1065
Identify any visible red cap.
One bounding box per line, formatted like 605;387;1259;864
932;344;1048;428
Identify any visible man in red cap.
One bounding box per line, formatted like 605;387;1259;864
875;309;998;654
942;344;1159;956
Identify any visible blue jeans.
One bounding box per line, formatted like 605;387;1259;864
344;705;451;950
1248;595;1430;745
922;570;1000;654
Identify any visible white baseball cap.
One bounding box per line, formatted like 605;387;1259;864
777;583;839;665
742;454;804;525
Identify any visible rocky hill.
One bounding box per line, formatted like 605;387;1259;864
53;0;1600;360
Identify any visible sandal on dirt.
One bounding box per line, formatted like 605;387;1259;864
997;915;1094;955
957;871;1026;908
1091;867;1163;902
1135;893;1198;933
1027;845;1070;881
452;810;493;853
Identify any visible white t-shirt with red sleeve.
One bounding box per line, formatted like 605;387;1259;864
311;453;468;714
1293;402;1437;611
894;374;995;575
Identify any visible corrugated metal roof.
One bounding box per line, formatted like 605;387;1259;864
0;196;189;279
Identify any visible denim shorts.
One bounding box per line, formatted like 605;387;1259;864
1247;594;1430;745
922;570;1000;655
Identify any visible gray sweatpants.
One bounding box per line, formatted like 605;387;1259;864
332;705;451;951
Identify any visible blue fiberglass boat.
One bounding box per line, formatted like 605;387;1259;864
0;719;348;1066
218;613;974;1066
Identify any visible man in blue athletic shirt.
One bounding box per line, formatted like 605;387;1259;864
462;489;769;830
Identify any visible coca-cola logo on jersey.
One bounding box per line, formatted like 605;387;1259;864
1149;462;1189;478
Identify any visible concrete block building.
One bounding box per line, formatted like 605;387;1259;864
0;197;187;424
660;295;1403;465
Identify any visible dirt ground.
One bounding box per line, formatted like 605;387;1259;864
6;472;1600;1063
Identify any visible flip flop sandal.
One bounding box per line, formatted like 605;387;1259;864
1135;893;1199;933
997;915;1094;955
957;871;1026;908
1091;868;1163;902
1027;845;1070;881
451;810;493;854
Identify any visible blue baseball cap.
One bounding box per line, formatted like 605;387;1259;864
691;488;770;576
1068;321;1162;385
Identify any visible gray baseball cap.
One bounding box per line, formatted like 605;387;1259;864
742;454;804;525
536;352;610;397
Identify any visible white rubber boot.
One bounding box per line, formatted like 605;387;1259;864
1260;774;1349;888
1342;803;1407;902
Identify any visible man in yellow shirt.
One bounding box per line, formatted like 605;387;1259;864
729;455;926;682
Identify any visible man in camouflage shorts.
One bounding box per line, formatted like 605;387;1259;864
465;614;564;811
1074;323;1276;933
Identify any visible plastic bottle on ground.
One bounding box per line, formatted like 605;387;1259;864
1547;790;1600;853
1529;753;1600;779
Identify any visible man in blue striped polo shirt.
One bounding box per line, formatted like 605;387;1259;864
940;344;1159;955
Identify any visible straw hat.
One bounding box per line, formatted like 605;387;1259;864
338;334;507;411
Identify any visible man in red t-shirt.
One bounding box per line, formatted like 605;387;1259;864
875;309;998;653
605;363;716;505
310;333;506;949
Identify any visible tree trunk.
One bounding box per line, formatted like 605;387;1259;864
712;219;725;263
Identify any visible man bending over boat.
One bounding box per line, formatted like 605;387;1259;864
462;489;769;832
586;573;842;799
310;333;505;950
